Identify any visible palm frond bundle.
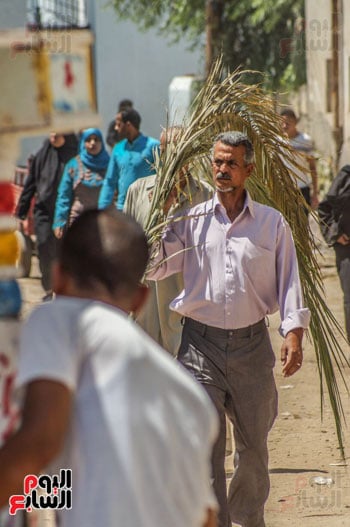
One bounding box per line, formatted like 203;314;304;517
145;58;348;455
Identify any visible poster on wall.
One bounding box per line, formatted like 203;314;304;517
49;51;93;114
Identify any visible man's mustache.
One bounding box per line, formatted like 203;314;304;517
216;172;231;180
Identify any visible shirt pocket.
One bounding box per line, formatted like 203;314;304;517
230;237;276;286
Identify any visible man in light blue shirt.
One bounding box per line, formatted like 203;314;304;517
98;109;160;210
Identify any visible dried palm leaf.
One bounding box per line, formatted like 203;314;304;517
145;58;348;455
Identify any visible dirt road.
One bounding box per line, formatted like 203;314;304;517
18;238;350;527
264;254;350;527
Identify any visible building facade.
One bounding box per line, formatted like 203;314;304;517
2;1;202;163
90;1;203;142
305;1;349;171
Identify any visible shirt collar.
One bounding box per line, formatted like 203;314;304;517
212;190;256;219
127;133;144;147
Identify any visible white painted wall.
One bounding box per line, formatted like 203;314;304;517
305;1;334;159
305;1;350;168
2;0;27;28
90;1;203;142
339;6;350;166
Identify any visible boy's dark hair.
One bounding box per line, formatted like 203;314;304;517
120;109;141;130
59;209;149;294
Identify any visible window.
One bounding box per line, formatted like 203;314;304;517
27;0;88;29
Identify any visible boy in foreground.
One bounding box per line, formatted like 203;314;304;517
0;208;218;527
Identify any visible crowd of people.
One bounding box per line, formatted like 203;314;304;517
3;102;349;527
16;105;159;300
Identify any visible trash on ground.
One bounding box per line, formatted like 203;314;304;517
310;476;334;487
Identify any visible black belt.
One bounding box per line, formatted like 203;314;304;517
183;317;267;339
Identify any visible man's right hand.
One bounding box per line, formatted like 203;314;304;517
281;328;303;377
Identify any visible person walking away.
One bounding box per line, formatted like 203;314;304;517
16;132;78;300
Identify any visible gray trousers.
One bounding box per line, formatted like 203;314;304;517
178;317;278;527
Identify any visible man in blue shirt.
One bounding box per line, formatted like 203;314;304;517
98;109;160;210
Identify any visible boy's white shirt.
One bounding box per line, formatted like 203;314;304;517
17;297;218;527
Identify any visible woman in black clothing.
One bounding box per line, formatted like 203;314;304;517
16;132;78;300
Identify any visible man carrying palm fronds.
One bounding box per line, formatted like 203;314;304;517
147;131;310;527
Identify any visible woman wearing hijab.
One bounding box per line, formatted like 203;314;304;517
17;132;79;300
53;128;110;238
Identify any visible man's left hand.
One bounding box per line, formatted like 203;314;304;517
281;328;304;377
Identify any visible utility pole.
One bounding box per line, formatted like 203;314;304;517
205;0;224;78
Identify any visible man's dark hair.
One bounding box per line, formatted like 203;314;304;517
120;109;141;130
59;209;149;294
213;131;254;164
280;108;298;121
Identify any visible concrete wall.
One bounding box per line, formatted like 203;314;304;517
305;2;334;160
339;5;350;167
91;2;203;143
305;1;350;170
2;0;27;28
